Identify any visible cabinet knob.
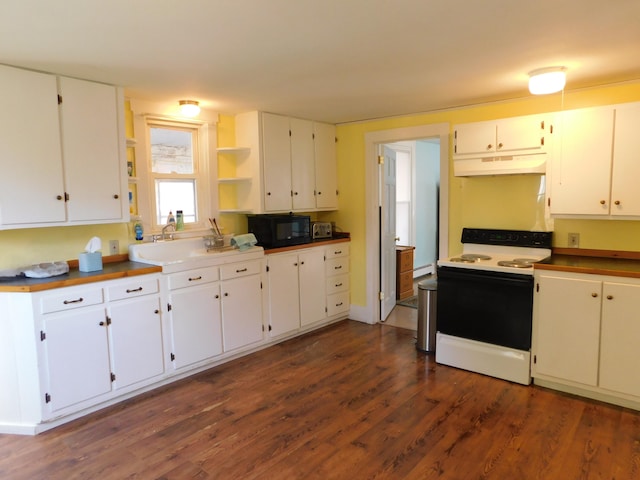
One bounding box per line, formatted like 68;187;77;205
606;295;613;300
592;293;598;297
224;292;229;297
487;144;493;150
99;321;105;326
300;261;305;265
56;194;63;201
497;142;503;149
267;192;271;196
294;191;298;196
154;309;159;314
215;294;219;299
614;200;621;205
318;191;322;195
600;200;606;205
113;194;119;199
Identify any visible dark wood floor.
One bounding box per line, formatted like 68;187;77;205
2;320;639;479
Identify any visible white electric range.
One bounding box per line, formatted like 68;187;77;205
435;228;552;385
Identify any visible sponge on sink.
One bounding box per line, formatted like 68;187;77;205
230;233;258;251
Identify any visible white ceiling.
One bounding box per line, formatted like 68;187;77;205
3;0;640;124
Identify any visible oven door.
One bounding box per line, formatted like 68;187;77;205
436;266;534;350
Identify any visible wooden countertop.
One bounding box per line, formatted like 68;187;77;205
535;248;640;279
263;234;350;255
0;254;162;293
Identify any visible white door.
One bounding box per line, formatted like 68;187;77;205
380;145;397;321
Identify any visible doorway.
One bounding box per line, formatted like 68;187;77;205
363;124;449;324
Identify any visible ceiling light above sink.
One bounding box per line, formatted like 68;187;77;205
179;100;200;117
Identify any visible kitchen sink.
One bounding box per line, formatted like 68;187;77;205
129;237;263;273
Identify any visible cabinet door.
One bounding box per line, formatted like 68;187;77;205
454;121;496;155
290;118;316;210
600;282;640;397
314;122;338;209
0;65;66;225
533;275;601;386
610;103;640;216
496;115;546;153
59;77;124;222
262;113;292;211
267;253;301;337
169;283;223;369
549;107;614;215
109;296;164;389
43;308;112;412
299;249;326;326
221;275;263;351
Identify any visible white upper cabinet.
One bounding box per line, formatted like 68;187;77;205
0;65;127;229
454;114;547;156
0;65;66;225
313;122;338;210
59;77;125;222
549;102;640;217
225;111;338;214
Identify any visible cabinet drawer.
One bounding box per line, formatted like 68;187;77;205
168;266;219;290
397;271;413;297
108;276;159;301
326;273;349;295
220;260;262;280
325;244;349;260
397;249;414;273
326;257;349;276
327;291;349;316
40;287;104;314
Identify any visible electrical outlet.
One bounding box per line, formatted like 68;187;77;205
568;233;580;248
109;240;119;255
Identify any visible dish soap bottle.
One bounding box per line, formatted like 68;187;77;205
134;220;144;241
176;210;184;231
167;211;175;225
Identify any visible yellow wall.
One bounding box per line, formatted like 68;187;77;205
327;82;640;307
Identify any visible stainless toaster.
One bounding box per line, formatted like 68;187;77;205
311;222;332;239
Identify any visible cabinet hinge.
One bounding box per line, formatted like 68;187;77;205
260;281;263;290
379;291;384;300
268;324;272;331
167;303;172;312
45;393;51;403
377;155;384;165
40;330;46;341
325;306;328;313
64;192;70;202
312;133;315;140
106;315;112;326
110;372;116;382
536;283;539;293
57;94;62;105
550;124;554;134
533;355;537;364
540;137;545;146
547;197;551;207
170;353;175;361
336;189;339;196
334;136;338;144
289;129;292;137
454;130;457;140
540;120;545;130
266;265;270;273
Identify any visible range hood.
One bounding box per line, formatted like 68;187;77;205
453;153;546;177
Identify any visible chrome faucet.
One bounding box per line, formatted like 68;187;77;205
161;222;176;241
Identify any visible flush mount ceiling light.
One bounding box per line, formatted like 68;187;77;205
178;100;201;117
528;67;567;95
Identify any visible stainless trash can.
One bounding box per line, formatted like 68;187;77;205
417;278;437;352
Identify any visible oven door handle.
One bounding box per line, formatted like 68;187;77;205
437;267;534;286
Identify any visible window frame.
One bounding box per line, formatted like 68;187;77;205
139;114;213;234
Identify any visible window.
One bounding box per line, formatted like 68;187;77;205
144;117;211;231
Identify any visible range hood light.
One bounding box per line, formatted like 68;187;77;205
528;67;566;95
178;100;200;117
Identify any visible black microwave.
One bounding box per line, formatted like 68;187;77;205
247;214;311;248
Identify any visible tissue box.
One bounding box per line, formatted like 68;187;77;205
79;252;103;272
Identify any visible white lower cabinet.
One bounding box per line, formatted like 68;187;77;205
38;275;163;417
532;270;640;407
220;260;264;351
167;266;223;369
266;242;349;337
42;305;113;413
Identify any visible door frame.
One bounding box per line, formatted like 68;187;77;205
362;124;449;324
